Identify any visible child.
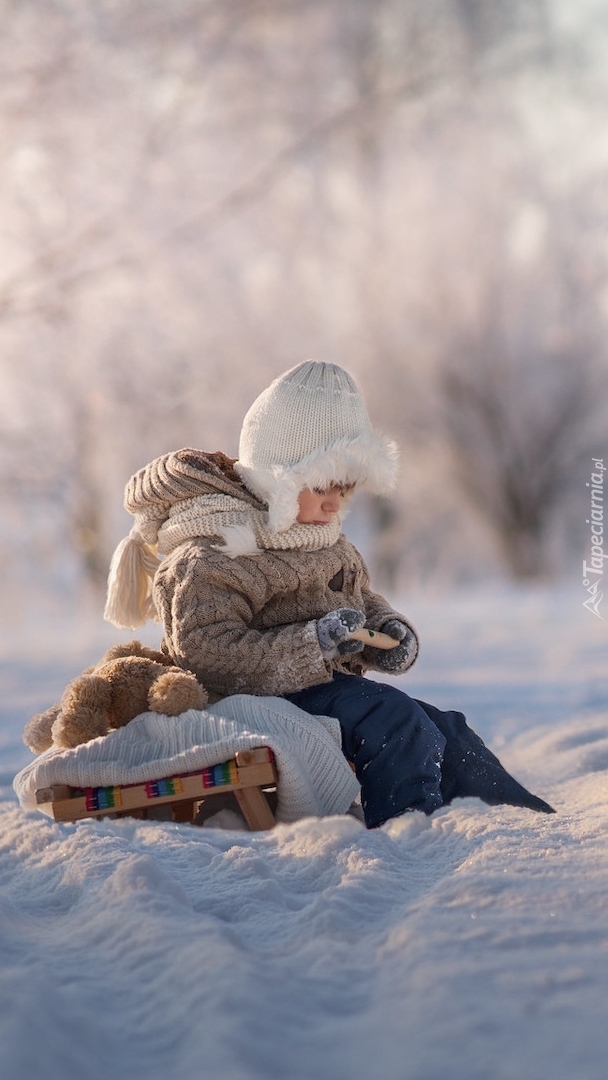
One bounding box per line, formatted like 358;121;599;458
105;361;554;827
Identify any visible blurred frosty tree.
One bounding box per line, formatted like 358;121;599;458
0;0;606;611
439;306;602;579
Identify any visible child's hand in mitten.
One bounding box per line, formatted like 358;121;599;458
369;619;418;673
316;608;366;660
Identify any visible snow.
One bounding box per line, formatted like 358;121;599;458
1;585;608;1080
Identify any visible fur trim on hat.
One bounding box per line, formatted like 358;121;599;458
236;431;398;533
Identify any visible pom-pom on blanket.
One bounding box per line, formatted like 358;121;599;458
14;695;360;824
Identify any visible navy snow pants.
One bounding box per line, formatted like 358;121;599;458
286;673;554;828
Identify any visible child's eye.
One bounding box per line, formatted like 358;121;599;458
312;484;355;496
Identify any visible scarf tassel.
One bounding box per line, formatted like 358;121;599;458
104;532;161;629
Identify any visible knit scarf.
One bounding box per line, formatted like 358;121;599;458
158;494;342;557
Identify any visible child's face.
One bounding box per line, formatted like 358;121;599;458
296;485;353;525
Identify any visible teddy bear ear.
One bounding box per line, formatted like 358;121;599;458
101;639;146;662
100;640;170;666
128;643;171;664
23;706;61;754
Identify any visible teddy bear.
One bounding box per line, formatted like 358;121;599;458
23;640;208;753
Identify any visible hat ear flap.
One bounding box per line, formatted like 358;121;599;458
266;472;301;533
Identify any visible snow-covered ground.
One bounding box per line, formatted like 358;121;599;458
1;585;607;1080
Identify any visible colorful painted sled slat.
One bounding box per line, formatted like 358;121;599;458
34;747;277;831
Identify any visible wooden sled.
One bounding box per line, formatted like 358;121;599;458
34;747;278;831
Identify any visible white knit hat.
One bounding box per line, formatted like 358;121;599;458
235;361;398;532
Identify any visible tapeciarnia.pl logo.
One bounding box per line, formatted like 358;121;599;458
582;457;606;619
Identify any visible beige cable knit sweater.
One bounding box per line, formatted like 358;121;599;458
147;453;418;702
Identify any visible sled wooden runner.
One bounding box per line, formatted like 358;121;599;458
34;747;278;831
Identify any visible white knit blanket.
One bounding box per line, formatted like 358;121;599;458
13;695;360;825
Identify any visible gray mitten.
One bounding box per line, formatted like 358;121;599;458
316;608;366;661
369;619;418;673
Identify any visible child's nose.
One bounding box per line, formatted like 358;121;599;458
322;491;342;512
